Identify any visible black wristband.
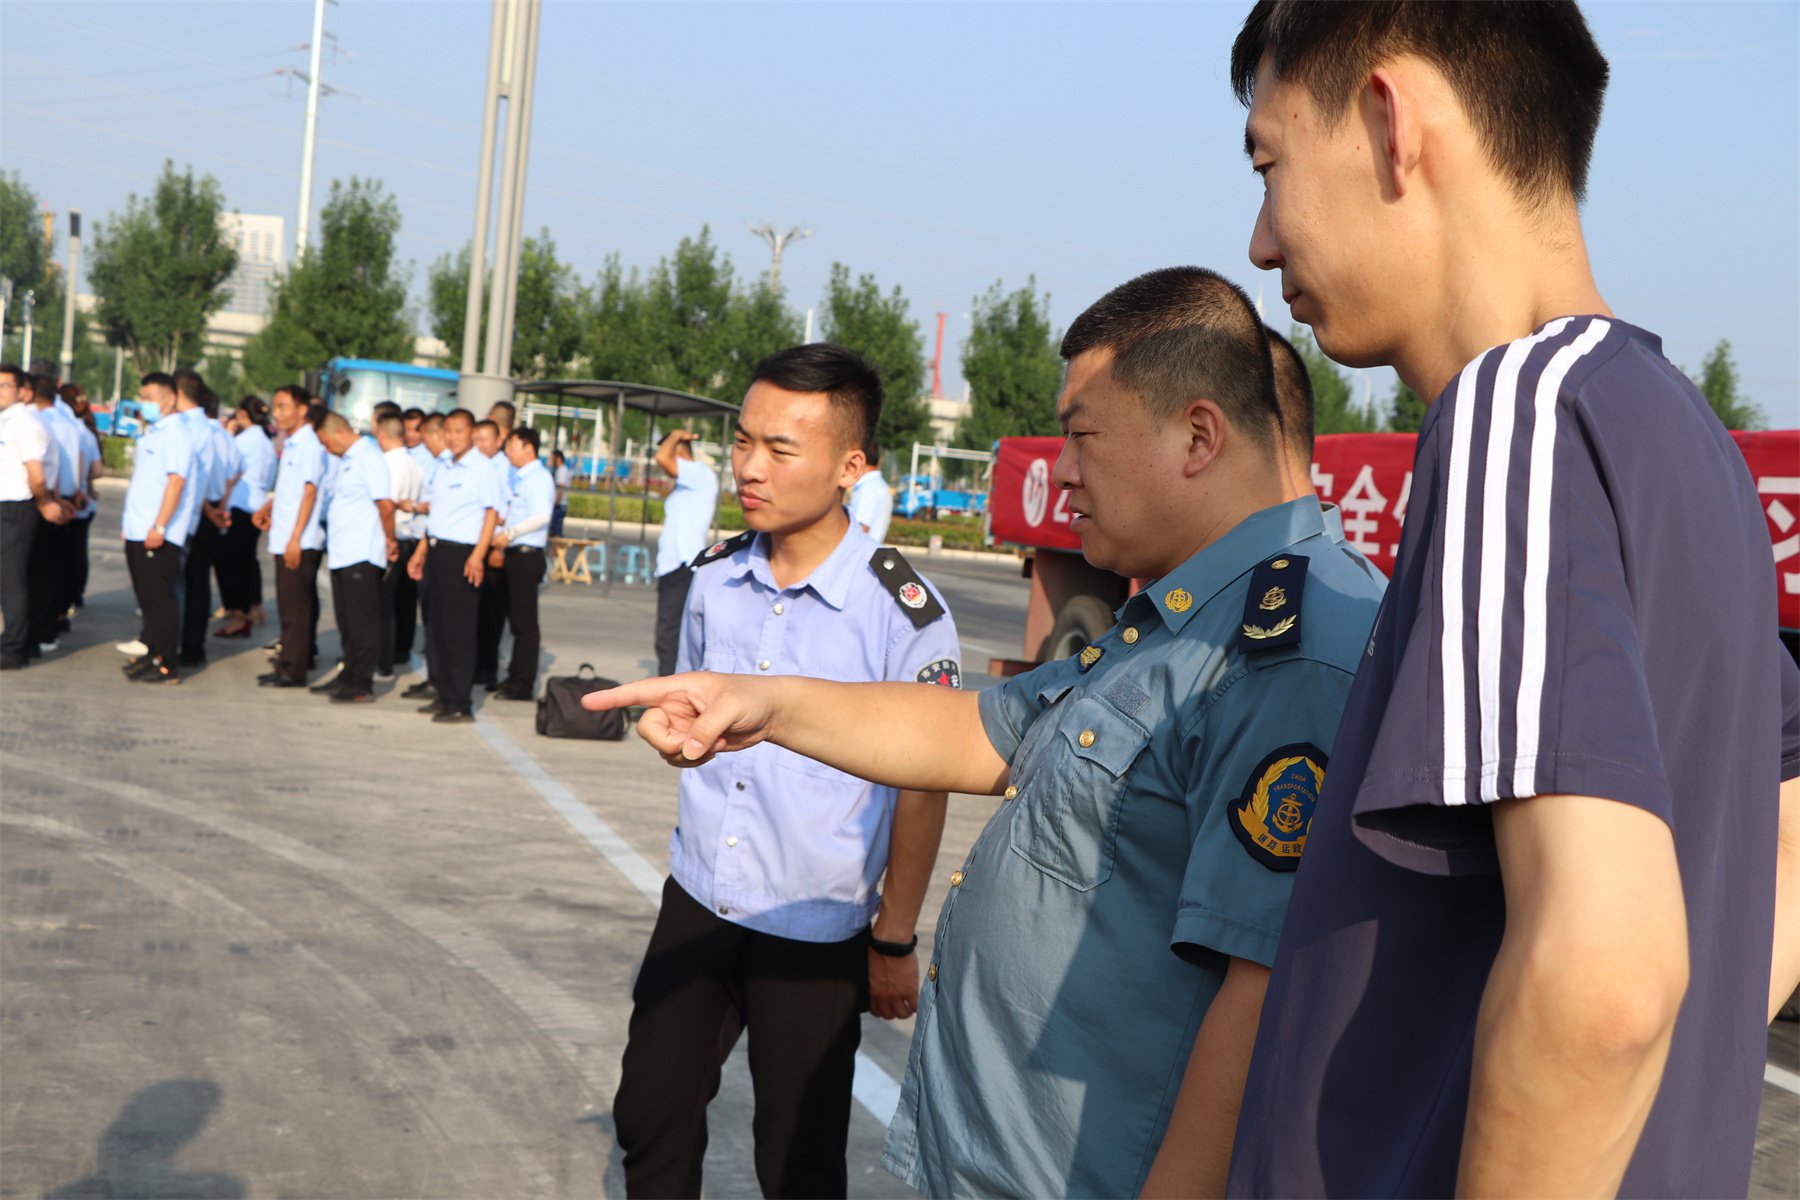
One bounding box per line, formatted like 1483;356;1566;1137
869;932;918;958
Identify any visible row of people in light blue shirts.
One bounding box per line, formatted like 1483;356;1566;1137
122;406;244;544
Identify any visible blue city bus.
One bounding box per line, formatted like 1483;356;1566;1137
316;358;460;429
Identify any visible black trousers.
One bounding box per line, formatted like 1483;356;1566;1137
124;539;183;663
425;539;480;712
380;538;419;673
502;545;544;689
654;565;694;676
181;519;224;659
0;500;37;666
25;511;67;647
68;512;93;609
214;509;262;611
475;558;510;682
330;561;383;692
614;877;866;1199
273;550;322;682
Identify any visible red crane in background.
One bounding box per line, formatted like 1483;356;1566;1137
930;311;947;401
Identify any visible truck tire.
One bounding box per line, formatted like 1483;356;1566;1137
1045;594;1114;663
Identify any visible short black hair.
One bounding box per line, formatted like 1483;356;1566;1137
473;419;499;439
306;400;328;430
0;363;25;388
372;400;402;422
271;384;307;408
141;371;175;393
31;373;55;402
510;426;541;453
27;357;57;381
240;395;270;427
376;412;404;440
1060;267;1278;452
170;368;206;409
749;343;883;456
445;408;474;426
402;407;426;423
866;442;882;468
1232;1;1609;205
1266;328;1314;461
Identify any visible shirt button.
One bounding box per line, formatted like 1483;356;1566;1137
1003;786;1018;800
927;963;939;982
949;870;964;887
718;906;730;915
772;603;784;615
735;781;746;791
757;660;771;671
726;836;739;847
1078;729;1096;748
1122;627;1139;645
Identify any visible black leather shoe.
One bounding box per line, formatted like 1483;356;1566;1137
258;673;305;689
122;655;153;675
494;684;534;701
401;682;436;700
331;689;375;704
131;658;180;685
177;653;206;668
431;709;474;724
417;700;449;716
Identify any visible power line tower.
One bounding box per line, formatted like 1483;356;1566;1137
748;223;808;292
287;0;342;260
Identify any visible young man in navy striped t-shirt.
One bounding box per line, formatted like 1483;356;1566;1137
1229;3;1800;1197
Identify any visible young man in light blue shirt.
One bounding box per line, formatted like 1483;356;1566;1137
119;372;198;684
472;417;512;689
651;428;721;676
489;427;554;700
608;344;962;1198
848;442;893;546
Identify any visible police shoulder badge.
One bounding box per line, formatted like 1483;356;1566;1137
915;658;962;688
1077;644;1104;672
1230;743;1326;871
1237;553;1308;653
692;530;755;569
898;581;927;609
869;548;946;630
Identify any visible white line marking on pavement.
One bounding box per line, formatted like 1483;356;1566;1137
472;716;904;1127
1769;1061;1800;1096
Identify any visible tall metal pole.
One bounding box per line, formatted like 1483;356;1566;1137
20;290;35;366
481;0;530;378
496;0;540;376
294;0;327;260
748;223;808;292
59;211;81;382
112;343;124;403
459;0;507;376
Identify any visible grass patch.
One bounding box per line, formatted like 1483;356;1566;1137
101;436;133;473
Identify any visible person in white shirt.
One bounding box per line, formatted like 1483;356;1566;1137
847;442;893;546
490;427;555;699
550;449;572;538
215;395;276;637
55;381;104;617
375;411;425;680
27;370;83;653
652;428;721;675
0;364;71;670
472;418;512;688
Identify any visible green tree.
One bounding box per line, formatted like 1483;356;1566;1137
87;161;237;374
1692;338;1763;430
426;229;587;379
1288;326;1377;434
956;278;1063;447
1387;379;1428;432
242;177;413;391
0;172;50;313
818;262;931;452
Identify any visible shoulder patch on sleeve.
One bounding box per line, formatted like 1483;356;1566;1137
1230;743;1326;871
869;548;946;630
915;658;962;688
1238;553;1308;654
691;530;754;569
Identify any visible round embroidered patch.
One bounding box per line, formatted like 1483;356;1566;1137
1230;744;1327;871
898;581;927;609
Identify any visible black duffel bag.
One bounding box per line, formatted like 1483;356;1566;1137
536;664;626;740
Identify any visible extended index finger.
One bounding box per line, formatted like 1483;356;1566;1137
582;677;680;712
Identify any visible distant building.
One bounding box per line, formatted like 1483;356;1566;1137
219;213;285;319
927;392;971;444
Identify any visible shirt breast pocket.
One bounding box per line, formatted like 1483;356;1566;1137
1008;693;1150;891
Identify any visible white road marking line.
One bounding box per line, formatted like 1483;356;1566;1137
1769;1061;1800;1096
472;716;904;1127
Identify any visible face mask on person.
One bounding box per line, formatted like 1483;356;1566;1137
138;400;161;423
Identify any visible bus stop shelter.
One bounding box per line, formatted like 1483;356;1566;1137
514;380;738;594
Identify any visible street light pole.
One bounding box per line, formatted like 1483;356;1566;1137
459;0;507;377
294;0;327;260
59;211;81;382
748;223;809;292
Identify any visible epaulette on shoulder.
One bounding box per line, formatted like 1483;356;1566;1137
692;531;754;569
869;547;946;630
1237;553;1308;654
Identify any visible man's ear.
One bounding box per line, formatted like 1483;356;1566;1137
837;447;867;491
1366;65;1423;201
1183;398;1226;478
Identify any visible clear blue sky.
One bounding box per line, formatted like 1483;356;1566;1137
3;1;1794;426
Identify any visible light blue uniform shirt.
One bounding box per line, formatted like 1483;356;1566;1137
121;413;197;545
325;436;392;569
208;420;243;505
502;458;555;550
426;448;501;544
882;498;1385;1198
231;426;276;512
268;423;328;553
672;523;963;942
40;402;82;497
173;408;215;536
657;458;721;577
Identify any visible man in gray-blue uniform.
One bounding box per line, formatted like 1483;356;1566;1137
591;268;1385;1196
406;408;499;723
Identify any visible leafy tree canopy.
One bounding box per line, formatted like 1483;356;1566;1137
1692;338;1764;431
819;262;931;453
1287;326;1377;434
426;229;586;380
956;278;1062;448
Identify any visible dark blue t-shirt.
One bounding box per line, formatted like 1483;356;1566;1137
1230;316;1800;1197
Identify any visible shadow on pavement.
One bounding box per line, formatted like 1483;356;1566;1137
47;1079;245;1199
